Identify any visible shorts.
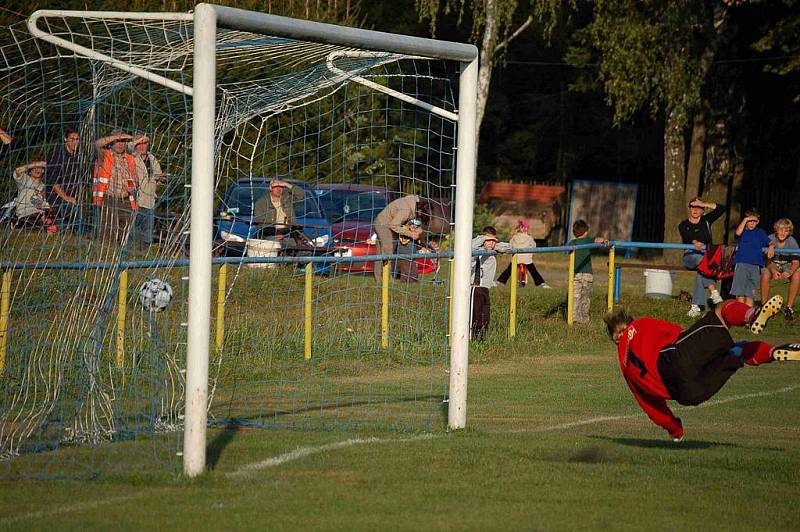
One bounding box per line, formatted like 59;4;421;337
657;311;739;406
771;261;798;275
730;263;762;299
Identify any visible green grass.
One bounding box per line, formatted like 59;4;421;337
2;253;800;529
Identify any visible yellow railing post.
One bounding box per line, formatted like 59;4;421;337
0;270;11;374
215;263;228;352
304;262;313;360
509;254;518;338
116;270;128;368
567;250;575;325
381;261;390;349
607;245;616;311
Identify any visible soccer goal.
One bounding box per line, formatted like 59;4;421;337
0;4;477;478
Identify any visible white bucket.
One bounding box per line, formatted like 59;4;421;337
644;269;674;299
246;238;281;269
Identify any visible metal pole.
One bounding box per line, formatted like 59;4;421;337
0;270;10;374
509;254;518;338
184;2;216;478
381;261;390;349
116;270;128;369
448;57;478;430
567;250;575;325
215;264;227;352
607;245;615;311
304;262;313;360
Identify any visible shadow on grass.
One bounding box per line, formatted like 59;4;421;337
207;422;243;469
591;435;737;450
543;300;567;320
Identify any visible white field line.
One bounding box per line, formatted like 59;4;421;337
0;493;148;526
505;384;800;434
226;434;436;479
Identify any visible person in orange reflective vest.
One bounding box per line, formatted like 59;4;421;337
93;131;138;243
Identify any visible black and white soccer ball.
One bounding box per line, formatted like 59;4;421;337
139;278;173;312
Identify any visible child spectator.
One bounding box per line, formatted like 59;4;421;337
760;218;800;320
497;219;552;289
731;208;774;307
11;160;57;233
470;226;509;340
567;220;606;324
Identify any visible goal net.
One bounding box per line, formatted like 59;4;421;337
0;5;476;478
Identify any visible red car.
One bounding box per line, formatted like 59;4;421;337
314;183;439;275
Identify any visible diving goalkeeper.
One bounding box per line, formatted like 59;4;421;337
604;295;798;441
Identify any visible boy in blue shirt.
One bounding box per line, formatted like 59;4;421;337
731;208;774;306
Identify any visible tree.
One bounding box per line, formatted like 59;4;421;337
573;1;735;250
415;0;574;155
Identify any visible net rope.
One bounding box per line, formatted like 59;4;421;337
0;12;457;477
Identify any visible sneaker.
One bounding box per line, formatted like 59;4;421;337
710;290;723;305
785;307;795;322
750;294;783;335
687;305;702;318
771;343;800;361
539;283;553;289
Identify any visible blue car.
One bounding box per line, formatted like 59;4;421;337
214;179;332;269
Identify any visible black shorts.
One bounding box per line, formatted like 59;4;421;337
657;311;742;406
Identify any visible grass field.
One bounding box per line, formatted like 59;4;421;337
1;254;799;530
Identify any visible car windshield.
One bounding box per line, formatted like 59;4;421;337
222;182;325;219
317;190;388;223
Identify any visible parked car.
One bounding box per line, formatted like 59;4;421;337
214;179;332;269
314;184;438;275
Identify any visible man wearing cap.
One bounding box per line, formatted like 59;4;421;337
130;132;164;246
678;198;727;317
93;131;138;243
11;160;57;233
252;179;302;244
46;127;85;233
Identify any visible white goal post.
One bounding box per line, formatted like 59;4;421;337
27;3;478;478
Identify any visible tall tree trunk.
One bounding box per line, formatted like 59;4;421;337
685;111;706;206
664;108;687;261
475;0;499;158
703;115;736;243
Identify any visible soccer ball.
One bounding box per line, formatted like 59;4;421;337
139;278;173;312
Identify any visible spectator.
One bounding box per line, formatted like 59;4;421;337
395;218;423;283
731;208;774;307
46;127;85;233
567;220;606;324
11;160;57;233
252;179;302;247
373;195;430;282
603;295;789;442
470;226;509;340
130;133;164;246
0;127;12;161
760;218;800;321
93;131;138;243
497;219;552;289
678;198;726;317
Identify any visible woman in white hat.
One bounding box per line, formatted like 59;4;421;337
12;160;57;233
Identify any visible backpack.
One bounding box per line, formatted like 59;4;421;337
696;244;736;280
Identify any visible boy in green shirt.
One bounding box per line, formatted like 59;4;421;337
567;219;607;323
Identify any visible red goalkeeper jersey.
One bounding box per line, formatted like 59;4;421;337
617;317;684;438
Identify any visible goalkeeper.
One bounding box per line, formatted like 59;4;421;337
603;295;798;441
